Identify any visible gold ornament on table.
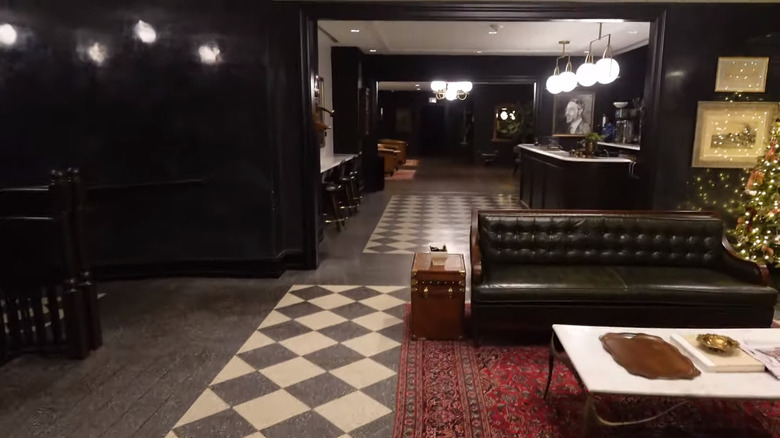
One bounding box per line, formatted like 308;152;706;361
696;333;740;354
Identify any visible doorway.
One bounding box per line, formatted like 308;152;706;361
418;105;446;156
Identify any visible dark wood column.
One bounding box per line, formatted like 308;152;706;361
332;47;363;155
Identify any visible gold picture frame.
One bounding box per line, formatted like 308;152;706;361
691;101;778;168
714;57;769;93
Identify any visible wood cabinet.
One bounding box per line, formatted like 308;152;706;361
410;253;466;341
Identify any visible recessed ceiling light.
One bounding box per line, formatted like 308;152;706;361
369;49;377;53
475;50;483;54
584;50;590;53
628;30;638;34
488;31;497;35
350;29;360;33
415;84;420;86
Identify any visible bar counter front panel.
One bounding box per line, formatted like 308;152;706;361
516;145;637;210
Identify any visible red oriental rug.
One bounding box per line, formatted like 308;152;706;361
393;309;780;438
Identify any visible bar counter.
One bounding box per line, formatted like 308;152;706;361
515;144;637;210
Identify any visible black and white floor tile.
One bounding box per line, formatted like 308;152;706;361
167;284;410;438
364;193;518;255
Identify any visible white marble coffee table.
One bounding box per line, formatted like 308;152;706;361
545;324;780;436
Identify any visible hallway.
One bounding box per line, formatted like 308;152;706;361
0;159;517;438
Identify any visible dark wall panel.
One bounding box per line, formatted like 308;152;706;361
650;4;780;210
377;90;431;157
332;47;362;154
593;46;648;127
471;83;535;164
0;2;300;276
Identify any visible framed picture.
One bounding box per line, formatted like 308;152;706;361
691;101;778;168
715;57;769;93
493;103;518;142
552;91;595;137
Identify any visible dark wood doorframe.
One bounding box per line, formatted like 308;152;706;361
297;2;667;266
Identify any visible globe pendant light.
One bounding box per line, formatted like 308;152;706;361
431;81;446;92
546;41;576;94
596;56;620;85
546;66;562;94
576;50;598;87
457;81;473;93
558;60;577;92
576;62;599;87
578;23;620;86
596;29;619;84
444;87;457;101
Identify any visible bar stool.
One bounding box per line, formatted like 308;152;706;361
332;161;359;216
348;154;363;204
321;169;345;231
339;158;362;210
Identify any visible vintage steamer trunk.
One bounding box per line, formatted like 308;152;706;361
410;253;466;340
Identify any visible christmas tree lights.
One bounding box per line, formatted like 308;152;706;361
733;117;780;265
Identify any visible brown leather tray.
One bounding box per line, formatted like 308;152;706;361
600;333;701;380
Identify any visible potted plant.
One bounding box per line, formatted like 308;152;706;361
579;132;605;157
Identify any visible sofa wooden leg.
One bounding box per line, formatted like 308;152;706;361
472;323;482;348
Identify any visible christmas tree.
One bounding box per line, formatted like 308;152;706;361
734;117;780;266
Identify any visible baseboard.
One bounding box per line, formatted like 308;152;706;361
93;250;305;280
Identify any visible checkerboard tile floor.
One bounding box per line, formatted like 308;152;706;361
364;193;518;255
167;285;410;438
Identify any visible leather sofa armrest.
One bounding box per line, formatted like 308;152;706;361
721;235;771;285
471;210;482;286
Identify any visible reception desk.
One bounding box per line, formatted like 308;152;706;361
515;144;637;210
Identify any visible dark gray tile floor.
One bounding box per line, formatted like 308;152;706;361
168;285;406;438
0;158;517;438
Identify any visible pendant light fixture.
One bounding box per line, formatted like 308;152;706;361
595;37;620;84
578;23;620;86
546;41;576;94
431;81;472;100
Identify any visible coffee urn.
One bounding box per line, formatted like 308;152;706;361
614;107;639;144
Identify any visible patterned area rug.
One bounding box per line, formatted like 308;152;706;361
394;310;780;438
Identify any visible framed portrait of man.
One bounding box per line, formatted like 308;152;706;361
552;92;595;137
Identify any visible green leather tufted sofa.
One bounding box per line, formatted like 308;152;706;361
470;210;778;337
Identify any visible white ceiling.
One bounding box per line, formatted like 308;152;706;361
379;82;429;91
319;21;651;56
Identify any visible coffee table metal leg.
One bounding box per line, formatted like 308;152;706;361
581;393;689;436
543;333;556;398
580;394;596;438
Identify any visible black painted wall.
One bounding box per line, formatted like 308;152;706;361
471;83;535;165
648;5;780;210
362;51;647;143
593;46;649;127
377;90;431;157
3;2;780;277
332;47;363;155
0;1;313;276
